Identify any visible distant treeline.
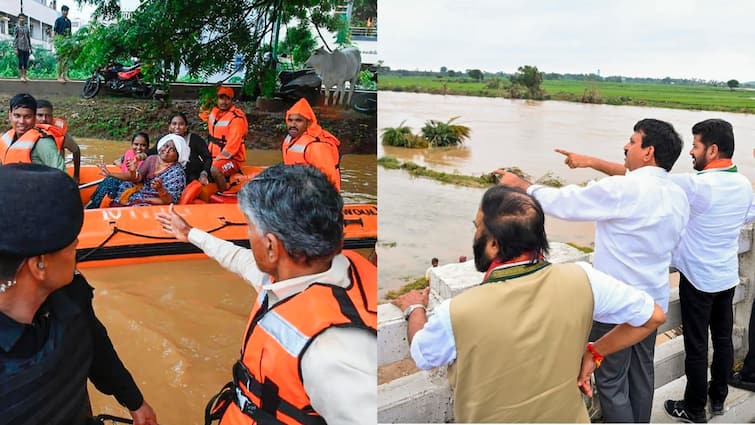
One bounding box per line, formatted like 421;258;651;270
379;67;755;88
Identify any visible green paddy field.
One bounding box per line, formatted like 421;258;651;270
380;75;755;113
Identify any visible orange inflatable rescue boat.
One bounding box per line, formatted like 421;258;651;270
72;165;377;267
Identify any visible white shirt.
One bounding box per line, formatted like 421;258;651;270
188;229;376;425
670;167;752;292
528;166;689;311
410;261;656;370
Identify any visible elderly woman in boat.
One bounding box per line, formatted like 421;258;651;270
108;134;188;206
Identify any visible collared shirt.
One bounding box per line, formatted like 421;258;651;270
410;261;656;370
670;167;752;292
31;137;66;171
527;166;689;311
188;229;376;425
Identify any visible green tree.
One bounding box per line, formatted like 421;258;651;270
467;69;483;82
510;65;544;98
727;79;739;90
420;116;471;147
278;23;317;67
73;0;347;95
440;66;447;74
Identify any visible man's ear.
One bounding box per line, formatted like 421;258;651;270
708;144;720;158
644;145;655;163
266;233;281;263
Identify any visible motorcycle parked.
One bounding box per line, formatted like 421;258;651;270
81;62;156;99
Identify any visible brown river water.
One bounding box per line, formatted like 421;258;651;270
72;140;376;424
378;91;755;297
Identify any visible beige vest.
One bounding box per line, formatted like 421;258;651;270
448;263;594;423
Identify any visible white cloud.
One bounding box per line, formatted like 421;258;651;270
379;0;755;81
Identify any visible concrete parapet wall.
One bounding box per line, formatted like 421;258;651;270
378;225;755;423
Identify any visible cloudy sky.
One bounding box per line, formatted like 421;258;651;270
378;0;755;82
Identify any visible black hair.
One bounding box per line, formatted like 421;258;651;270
633;119;683;171
479;186;549;262
36;99;53;112
692;119;735;159
132;132;150;147
9;93;36;113
169;112;190;128
62;5;70;12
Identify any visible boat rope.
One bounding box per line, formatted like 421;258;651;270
90;414;134;424
78;218;247;262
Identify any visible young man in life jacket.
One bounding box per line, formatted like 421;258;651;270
157;164;376;425
1;93;65;171
200;86;248;192
36;99;81;183
282;98;341;191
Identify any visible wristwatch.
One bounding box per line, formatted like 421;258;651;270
402;304;426;320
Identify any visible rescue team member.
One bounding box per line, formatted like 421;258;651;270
1;93;65;171
282;98;341;191
0;163;158;425
35;99;82;183
498;119;689;423
200;86;248;192
157;165;376;425
393;186;666;423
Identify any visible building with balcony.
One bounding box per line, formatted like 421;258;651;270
0;0;60;51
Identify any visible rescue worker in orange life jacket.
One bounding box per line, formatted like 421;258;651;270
0;94;65;171
199;86;248;192
282;98;341;191
157;165;376;425
36;99;81;183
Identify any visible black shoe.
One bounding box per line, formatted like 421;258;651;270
664;399;707;423
730;372;755;392
709;398;724;416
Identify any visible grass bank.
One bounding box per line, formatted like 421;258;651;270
378;156;565;188
380;75;755;113
0;95;376;154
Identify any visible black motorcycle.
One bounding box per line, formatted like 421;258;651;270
81;62;155;99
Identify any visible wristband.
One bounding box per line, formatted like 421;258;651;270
402;304;426;320
586;342;604;368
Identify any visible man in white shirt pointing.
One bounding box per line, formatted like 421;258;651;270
497;119;689;422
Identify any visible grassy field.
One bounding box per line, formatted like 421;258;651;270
380;75;755;113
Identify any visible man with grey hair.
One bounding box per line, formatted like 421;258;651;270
156;164;377;425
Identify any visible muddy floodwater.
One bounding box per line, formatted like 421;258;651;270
378;91;755;295
75;140;375;423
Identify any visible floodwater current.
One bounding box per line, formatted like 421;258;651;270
378;91;755;296
73;140;376;424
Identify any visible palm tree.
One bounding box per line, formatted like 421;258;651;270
421;116;471;147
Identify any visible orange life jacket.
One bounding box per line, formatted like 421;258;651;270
35;120;66;152
281;133;341;191
206;106;248;163
208;250;376;425
0;128;47;164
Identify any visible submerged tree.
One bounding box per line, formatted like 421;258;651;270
381;121;428;148
421;117;471;147
510;65;544;98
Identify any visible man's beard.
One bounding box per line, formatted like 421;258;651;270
473;233;493;273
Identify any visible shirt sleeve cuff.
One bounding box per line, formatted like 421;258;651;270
188;227;209;246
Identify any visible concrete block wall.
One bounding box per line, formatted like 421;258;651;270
378;226;755;423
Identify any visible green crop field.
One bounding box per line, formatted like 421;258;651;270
380;75;755;113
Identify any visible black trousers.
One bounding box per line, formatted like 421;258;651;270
679;273;735;413
740;297;755;379
17;49;29;70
